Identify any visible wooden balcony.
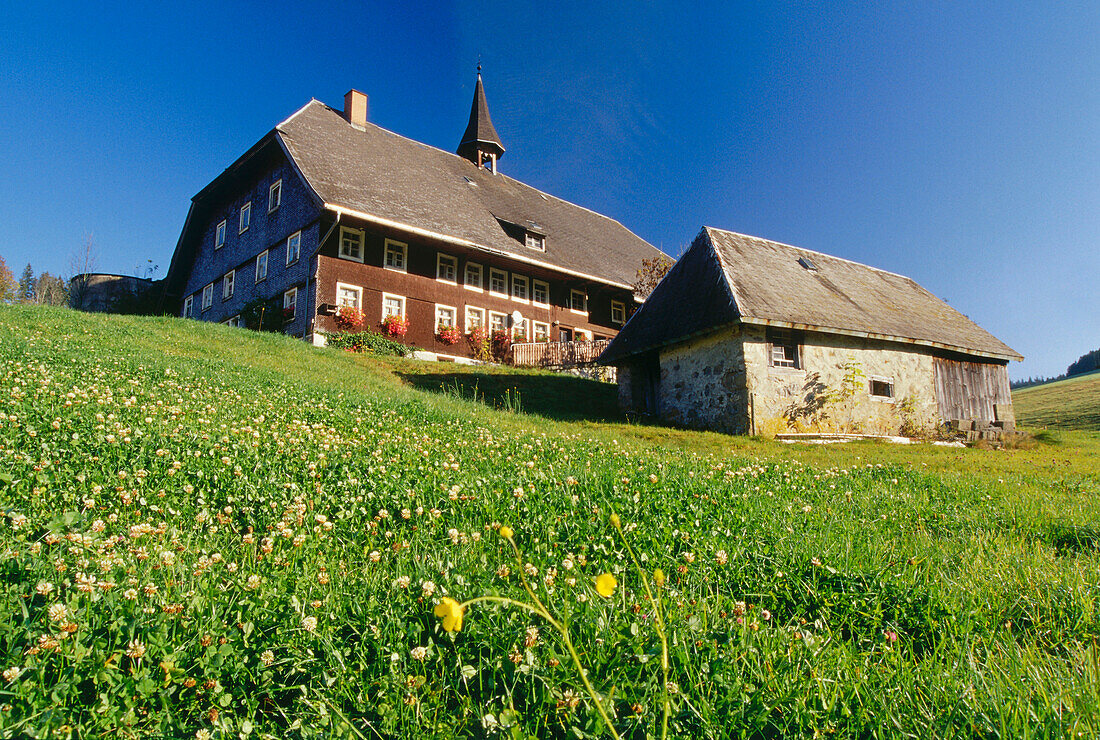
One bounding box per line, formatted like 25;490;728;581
510;339;611;368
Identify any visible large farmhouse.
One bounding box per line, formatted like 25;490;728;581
164;76;666;356
599;227;1022;435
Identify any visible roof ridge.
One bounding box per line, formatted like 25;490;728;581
704;226;913;282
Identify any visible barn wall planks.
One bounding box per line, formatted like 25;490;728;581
933;357;1011;421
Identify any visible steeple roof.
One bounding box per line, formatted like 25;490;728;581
457;72;505;164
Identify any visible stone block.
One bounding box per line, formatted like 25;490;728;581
994;403;1015;423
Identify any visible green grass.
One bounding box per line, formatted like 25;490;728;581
1014;370;1100;431
0;305;1098;738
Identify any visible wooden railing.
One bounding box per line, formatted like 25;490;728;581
510;339;611;368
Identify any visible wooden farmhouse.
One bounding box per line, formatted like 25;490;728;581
599;227;1023;436
164;75;666;358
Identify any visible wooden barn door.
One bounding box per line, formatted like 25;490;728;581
933;357;1011;421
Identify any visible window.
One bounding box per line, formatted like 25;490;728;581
465;306;485;332
224;315;242;328
215;220;226;249
435;304;457;331
525;232;545;251
255;250;268;282
339;227;364;262
574;329;592;341
766;327;800;369
489;268;507;296
268;180;282;212
611;300;626;325
488;311;507;332
283;288;297;320
532;280;549;306
512;319;530;342
336;283;362;308
201;283;213;310
182;295;193;318
570;289;588;314
239;202;251;233
464;262;483;291
222;270;235;300
870;377;895;399
382;293;405;319
511;275;529;302
384;239;407;272
437;253;458;282
286;231;301;265
533;321;550;342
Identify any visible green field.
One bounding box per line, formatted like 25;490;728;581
1;305;1098;738
1014;370;1100;431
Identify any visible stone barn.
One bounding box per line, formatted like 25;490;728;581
598;227;1022;436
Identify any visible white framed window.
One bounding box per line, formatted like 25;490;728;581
215;220;226;249
512;318;530;342
268;180;282;212
575;328;592;341
464;262;483;291
384;239;407;272
224;315;242;328
511;275;529;303
222;270;235;300
283;288;297;320
182;295;193;318
465;306;485;332
201;283;213;310
437;253;458;283
488;311;507;332
239;202;251;233
533;321;550;342
255;250;268;282
489;268;507;296
611;300;626;325
435;304;457;331
336;282;362;308
339;227;365;262
570;289;588;314
869;377;896;400
766;327;800;369
382;293;406;319
286;231;301;265
532;280;549;306
525;232;545;251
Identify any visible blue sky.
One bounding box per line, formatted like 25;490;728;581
1;1;1096;380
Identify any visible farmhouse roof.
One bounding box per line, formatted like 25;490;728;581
275;99;664;288
599;227;1023;364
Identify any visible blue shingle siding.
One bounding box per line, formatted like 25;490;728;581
181;160;321;329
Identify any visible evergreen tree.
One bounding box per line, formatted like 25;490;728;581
18;263;36;303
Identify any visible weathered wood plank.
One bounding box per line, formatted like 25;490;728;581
933;356;1011;421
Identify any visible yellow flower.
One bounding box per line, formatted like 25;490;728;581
433;597;465;633
653;568;665;587
609;513;621;530
499;525;514;539
595;573;617;598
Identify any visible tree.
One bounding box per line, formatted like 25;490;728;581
68;233;97;309
34;272;69;306
0;256;14;303
18;264;36;303
633;254;675;299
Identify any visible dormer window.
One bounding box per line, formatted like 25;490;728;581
525;232;545;251
339;227;364;262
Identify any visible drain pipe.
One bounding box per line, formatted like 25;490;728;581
306;211;341;342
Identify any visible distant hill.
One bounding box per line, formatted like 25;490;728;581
1012;347;1100;389
1013;369;1100;430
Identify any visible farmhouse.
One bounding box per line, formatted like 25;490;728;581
599;227;1023;436
163;75;666;358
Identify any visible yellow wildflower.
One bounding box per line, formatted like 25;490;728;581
499;525;514;539
433;597;465;633
653;568;665;587
595;573;617;598
609;513;621;530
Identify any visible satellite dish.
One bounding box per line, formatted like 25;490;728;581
511;310;524;324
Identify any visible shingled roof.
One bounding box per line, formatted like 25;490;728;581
600;227;1022;364
275;100;664;288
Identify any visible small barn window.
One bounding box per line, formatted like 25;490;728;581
766;327;800;369
869;377;895;399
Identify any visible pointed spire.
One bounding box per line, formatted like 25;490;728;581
457;69;505;172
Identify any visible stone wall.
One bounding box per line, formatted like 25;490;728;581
742;326;938;435
655;327;750;434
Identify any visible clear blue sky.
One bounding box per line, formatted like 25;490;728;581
1;2;1096;380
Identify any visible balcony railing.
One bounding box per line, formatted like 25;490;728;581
510;339;611;368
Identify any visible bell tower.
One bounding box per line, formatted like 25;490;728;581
457;67;505;173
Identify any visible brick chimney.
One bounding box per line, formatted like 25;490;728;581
344;90;368;129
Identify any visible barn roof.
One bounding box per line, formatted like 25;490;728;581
600;227;1022;364
275;100;665;289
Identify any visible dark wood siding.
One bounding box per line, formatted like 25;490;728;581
933;356;1011;421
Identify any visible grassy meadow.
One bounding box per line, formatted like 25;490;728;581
1014;370;1100;431
0;305;1098;738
